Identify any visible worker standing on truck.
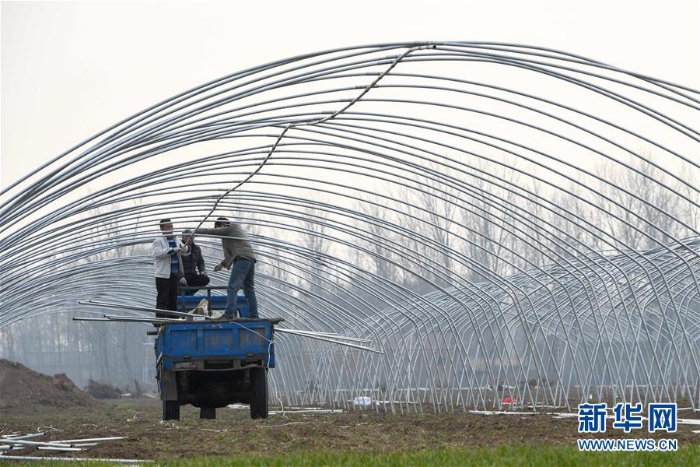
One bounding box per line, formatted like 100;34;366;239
195;217;258;319
152;218;189;318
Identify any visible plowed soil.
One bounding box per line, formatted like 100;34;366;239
1;360;699;462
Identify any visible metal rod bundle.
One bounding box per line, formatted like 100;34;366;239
0;433;141;463
74;300;382;352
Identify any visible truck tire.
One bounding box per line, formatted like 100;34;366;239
200;407;216;419
249;367;268;419
163;400;180;421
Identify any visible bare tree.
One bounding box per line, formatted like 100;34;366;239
595;152;690;250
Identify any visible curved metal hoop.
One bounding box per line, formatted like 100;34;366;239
1;42;699;412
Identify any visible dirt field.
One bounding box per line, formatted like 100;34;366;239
2;399;700;461
1;360;699;461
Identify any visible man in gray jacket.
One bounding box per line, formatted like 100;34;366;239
195;217;258;318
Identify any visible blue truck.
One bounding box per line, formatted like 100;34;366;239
154;291;281;420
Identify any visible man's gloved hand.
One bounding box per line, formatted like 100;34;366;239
179;277;188;286
179;244;190;255
213;264;223;272
200;271;208;277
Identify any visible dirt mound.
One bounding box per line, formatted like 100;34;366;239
0;359;101;413
85;379;124;399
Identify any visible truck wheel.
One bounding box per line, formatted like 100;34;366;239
163;400;180;421
250;367;268;419
200;407;216;419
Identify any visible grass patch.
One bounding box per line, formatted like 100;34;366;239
111;401;140;410
3;445;699;466
172;444;699;466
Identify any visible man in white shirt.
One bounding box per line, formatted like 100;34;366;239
152;218;188;318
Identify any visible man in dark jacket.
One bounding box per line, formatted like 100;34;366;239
180;229;210;295
195;217;258;318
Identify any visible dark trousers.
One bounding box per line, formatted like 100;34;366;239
183;274;211;295
155;274;179;318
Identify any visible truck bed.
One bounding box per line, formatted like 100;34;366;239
156;319;281;371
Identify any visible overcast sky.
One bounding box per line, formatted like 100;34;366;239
2;0;699;189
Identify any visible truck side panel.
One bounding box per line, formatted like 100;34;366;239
156;321;275;371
